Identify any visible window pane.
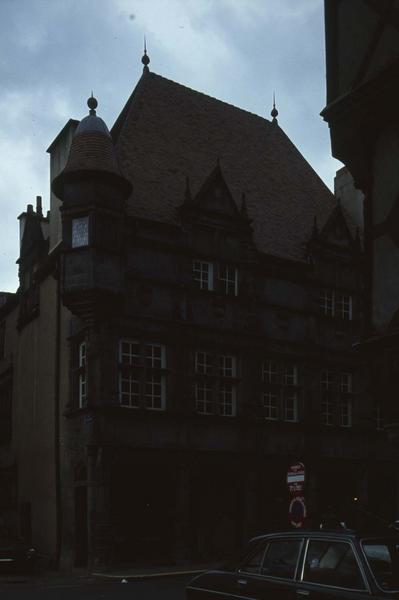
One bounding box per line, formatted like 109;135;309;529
263;392;278;420
263;360;278;384
196;381;213;414
320;290;334;316
340;372;352;393
321;370;334;391
120;340;140;366
219;355;236;377
340;397;352;427
219;382;236;416
195;352;212;375
304;541;365;589
72;216;89;248
284;392;298;422
261;540;302;579
322;395;334;426
284;365;297;386
193;260;213;290
219;265;238;296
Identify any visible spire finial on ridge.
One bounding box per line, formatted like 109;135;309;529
142;36;150;72
271;91;278;123
87;92;98;116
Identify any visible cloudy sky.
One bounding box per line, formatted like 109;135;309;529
0;0;342;293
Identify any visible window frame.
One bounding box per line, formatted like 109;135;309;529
261;359;300;423
320;289;353;321
118;340;167;411
219;264;238;296
192;260;214;291
194;351;238;417
78;341;87;409
71;215;90;248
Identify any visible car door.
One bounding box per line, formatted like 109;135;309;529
295;537;372;600
236;537;304;600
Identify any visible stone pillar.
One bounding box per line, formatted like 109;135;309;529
243;469;258;543
87;445;113;570
175;462;191;564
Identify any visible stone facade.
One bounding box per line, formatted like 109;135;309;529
0;60;396;570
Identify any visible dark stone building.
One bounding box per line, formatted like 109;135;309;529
0;52;391;570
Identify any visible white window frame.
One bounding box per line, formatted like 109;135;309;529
320;289;353;320
193;260;213;291
337;293;353;320
320;289;334;317
321;370;334;391
219;265;238;296
322;395;334;426
339;396;352;428
72;216;89;248
78;341;87;408
118;340;166;410
195;381;213;415
340;372;353;393
263;391;278;420
284;392;298;422
262;360;278;384
195;351;212;375
284;365;297;386
219;382;237;417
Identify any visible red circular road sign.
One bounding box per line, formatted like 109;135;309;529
289;496;306;528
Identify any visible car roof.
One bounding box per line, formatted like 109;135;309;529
250;529;399;543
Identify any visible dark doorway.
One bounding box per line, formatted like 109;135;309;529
111;459;175;565
193;464;239;561
74;486;88;567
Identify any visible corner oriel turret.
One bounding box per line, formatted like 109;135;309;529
52;97;132;321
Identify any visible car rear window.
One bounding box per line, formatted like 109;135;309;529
362;540;399;591
303;540;366;590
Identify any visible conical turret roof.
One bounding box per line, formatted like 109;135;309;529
52;96;130;199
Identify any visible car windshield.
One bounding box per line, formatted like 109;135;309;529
362;539;399;591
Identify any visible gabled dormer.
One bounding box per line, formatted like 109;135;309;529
307;202;361;261
307;203;363;324
180;162;252;235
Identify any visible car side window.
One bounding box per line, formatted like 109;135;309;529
239;542;266;574
261;539;302;579
303;540;366;590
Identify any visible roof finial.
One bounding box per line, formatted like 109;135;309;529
142;36;150;73
87;92;98;116
271;91;278;124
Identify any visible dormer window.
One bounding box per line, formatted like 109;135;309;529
320;289;352;320
193;260;213;290
219;265;238;296
72;216;89;248
193;260;239;295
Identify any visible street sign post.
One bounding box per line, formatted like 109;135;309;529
287;462;306;528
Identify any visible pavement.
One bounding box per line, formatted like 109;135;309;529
91;561;221;581
0;561;221;586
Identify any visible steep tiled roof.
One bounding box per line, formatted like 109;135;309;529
112;72;336;262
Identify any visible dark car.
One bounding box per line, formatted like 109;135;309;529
186;530;399;599
0;536;36;573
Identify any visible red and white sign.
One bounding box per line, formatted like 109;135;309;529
289;496;307;528
287;462;305;494
286;462;305;485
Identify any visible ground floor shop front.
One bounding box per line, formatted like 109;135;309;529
61;445;398;570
